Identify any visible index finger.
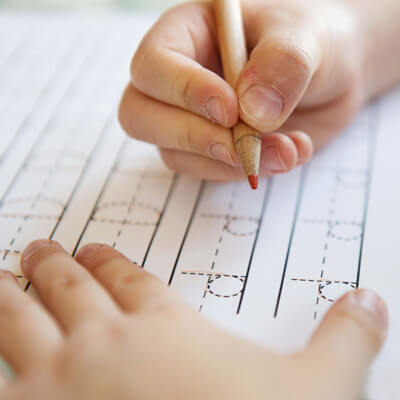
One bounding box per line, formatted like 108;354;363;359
21;240;120;332
130;2;238;127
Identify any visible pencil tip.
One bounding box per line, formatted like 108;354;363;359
248;175;258;190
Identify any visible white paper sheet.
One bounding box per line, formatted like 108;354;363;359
1;12;399;399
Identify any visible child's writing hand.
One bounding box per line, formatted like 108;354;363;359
0;240;387;400
119;0;363;181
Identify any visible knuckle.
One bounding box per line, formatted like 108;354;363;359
181;72;193;109
113;269;161;293
269;39;313;79
84;319;128;344
178;119;197;153
49;272;87;297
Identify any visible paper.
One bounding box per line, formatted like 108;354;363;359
1;12;399;399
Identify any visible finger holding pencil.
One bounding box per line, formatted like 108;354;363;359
213;0;261;189
119;1;341;183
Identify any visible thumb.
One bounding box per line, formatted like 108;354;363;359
237;7;323;132
307;289;388;398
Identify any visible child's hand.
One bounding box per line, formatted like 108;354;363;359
0;240;387;400
119;0;363;181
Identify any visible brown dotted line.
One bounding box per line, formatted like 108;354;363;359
320;220;363;242
115;169;171;179
108;159;152;248
0;249;21;262
182;271;246;279
200;214;259;237
207;275;244;298
311;168;366;316
0;250;21;255
225;223;258;237
96;200;160;215
0;213;58;220
227;183;238;211
291;275;356;307
319;281;356;303
0;195;64;222
1;196;64;207
225;230;257;237
314;270;324;319
92;217;156;226
200;183;239;311
7;145;78;250
291;277;357;285
200;213;228;219
113;184;143;247
329;229;362;242
301;218;360;225
200;213;258;221
336;170;368;189
182;272;245;299
97;200;130;209
315;172;340;318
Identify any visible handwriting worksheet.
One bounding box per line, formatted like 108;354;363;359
1;12;399;398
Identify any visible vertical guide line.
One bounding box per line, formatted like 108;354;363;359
273;166;308;318
356;102;381;286
236;179;274;314
168;181;205;286
24;118;114;293
141;173;178;268
0;32;83;166
0;31;95;206
71;141;126;256
49;117;114;241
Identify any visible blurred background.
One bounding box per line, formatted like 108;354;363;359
0;0;183;10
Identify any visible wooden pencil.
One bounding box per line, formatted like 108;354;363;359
213;0;261;190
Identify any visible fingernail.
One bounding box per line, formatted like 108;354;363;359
75;243;103;265
75;244;129;272
262;145;287;171
210;143;235;165
21;239;63;275
240;84;284;125
205;96;227;125
344;290;389;333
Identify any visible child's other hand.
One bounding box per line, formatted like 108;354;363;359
0;240;387;400
119;0;362;181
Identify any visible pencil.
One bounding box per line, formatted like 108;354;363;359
213;0;261;190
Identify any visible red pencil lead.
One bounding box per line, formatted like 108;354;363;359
248;175;258;190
